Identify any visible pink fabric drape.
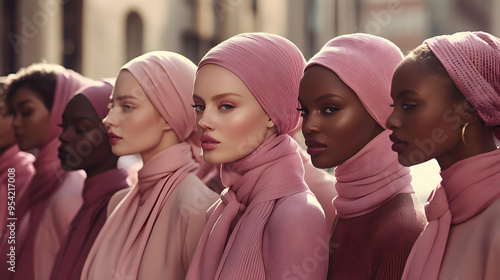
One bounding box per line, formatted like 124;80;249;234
81;51;204;280
0;69;91;280
402;148;500;279
334;130;414;219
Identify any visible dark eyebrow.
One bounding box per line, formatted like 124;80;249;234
193;92;242;102
396;90;419;98
315;93;343;103
18;99;35;107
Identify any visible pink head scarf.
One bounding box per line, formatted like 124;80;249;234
0;67;91;280
425;31;500;139
186;33;312;280
306;33;403;128
306;33;414;219
198;32;305;134
50;80;129;280
81;51;204;280
402;31;500;280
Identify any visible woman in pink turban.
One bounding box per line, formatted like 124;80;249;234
387;31;500;280
0;63;90;280
186;32;328;280
81;51;218;280
299;33;427;279
47;80;130;280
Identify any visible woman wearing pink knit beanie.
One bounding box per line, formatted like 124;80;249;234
387;31;500;280
186;32;328;280
299;33;427;279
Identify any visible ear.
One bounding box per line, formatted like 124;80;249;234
266;117;275;128
460;99;481;124
162;120;174;132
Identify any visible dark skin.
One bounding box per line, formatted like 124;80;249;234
58;94;119;178
386;57;497;170
298;65;384;169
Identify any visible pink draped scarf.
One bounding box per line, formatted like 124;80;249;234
49;80;129;280
0;69;90;280
81;52;203;280
306;34;414;219
186;33;317;280
402;31;500;280
334;130;414;219
187;135;308;279
0;145;35;239
402;148;500;279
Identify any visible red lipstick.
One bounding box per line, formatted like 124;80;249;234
107;132;123;145
305;138;327;156
201;135;220;151
389;134;408;152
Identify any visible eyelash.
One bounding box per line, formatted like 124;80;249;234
191;104;234;112
57;123;89;135
297;106;339;116
108;102;135;112
390;103;417;111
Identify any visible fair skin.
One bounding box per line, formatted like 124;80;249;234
386;57;496;170
9;87;51;151
192;64;276;164
103;70;179;163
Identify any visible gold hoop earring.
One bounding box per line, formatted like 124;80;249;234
462;122;470;146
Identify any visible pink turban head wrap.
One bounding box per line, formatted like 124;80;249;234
74;79;115;120
424;31;500;139
306;33;403;128
198;32;306;135
121;51;201;161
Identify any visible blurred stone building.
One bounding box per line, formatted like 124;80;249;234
1;0;499;78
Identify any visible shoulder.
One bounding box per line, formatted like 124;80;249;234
107;187;132;216
268;191;326;233
373;193;427;248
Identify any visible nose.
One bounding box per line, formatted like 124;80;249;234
58;126;70;143
301;114;321;135
103;108;116;129
12;112;21;129
385;110;401;130
196;110;215;131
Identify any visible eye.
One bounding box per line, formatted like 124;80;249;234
322;106;339;114
219;104;234;111
57;123;67;130
402;104;417;111
191;104;205;112
75;128;89;135
121;105;134;112
296;108;308;116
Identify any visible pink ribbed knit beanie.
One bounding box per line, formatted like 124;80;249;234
306;33;403;128
425;31;500;139
198;32;306;135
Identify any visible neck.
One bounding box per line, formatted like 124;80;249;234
85;156;119;178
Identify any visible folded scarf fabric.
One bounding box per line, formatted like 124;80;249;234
425;31;500;139
334;130;414;219
402;148;500;279
187;135;308;279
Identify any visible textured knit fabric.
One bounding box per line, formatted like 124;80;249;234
186;33;328;280
402;148;500;280
305;33;424;279
329;193;427;279
0;69;90;280
49;81;129;280
81;52;218;280
306;33;403;128
425;31;500;139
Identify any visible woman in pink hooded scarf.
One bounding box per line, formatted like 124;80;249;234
81;51;218;280
387;31;500;280
0;63;91;280
48;80;130;280
299;33;427;279
186;32;328;280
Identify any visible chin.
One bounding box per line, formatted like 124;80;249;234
311;156;336;170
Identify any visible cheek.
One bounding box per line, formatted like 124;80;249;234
226;112;268;148
121;110;165;148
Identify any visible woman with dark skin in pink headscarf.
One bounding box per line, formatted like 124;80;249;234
387;31;500;280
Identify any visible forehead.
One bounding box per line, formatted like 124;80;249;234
194;64;252;99
10;87;45;106
112;70;147;100
63;94;100;121
299;65;358;102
